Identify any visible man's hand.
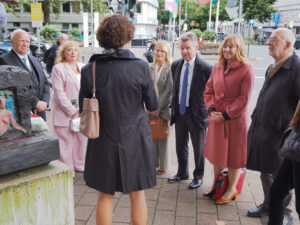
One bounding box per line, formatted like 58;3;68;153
210;111;224;122
35;101;48;112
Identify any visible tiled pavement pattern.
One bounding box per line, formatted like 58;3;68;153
44;48;300;225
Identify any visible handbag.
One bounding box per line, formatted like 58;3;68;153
281;126;300;162
31;114;49;132
143;51;154;63
207;168;246;200
79;61;100;139
148;115;169;140
70;117;81;132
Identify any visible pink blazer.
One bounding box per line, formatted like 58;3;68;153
51;62;84;127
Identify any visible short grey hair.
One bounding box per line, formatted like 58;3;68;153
11;29;28;41
274;28;295;50
179;32;198;47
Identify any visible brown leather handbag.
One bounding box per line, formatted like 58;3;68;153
79;61;100;139
148;115;170;140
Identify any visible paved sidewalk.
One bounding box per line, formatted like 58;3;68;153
45;95;300;225
45;47;299;225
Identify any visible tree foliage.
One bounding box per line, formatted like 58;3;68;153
242;0;276;23
157;0;169;25
157;0;230;28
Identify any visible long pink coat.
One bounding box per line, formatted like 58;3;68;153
204;61;253;169
51;62;85;172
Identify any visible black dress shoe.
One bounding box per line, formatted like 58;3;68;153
247;204;269;217
168;174;189;183
189;179;202;189
283;216;293;225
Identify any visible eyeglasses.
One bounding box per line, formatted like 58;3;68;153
267;37;286;43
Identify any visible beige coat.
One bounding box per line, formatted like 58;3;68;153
149;63;173;121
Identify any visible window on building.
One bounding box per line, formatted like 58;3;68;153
23;3;31;13
72;24;79;28
72;2;80;13
62;2;71;13
13;22;20;27
62;23;69;31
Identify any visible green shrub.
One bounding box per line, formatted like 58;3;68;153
201;30;217;41
190;29;202;38
40;25;60;38
70;28;81;37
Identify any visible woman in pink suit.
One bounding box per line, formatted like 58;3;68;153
203;35;253;204
51;41;85;174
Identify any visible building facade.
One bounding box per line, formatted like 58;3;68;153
4;0;158;37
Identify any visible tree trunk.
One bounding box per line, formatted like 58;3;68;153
42;0;50;25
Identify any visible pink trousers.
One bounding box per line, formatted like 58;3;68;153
53;126;85;172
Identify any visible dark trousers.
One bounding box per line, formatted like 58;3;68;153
174;110;207;180
268;158;300;225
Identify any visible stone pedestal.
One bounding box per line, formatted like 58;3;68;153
0;133;60;176
0;160;74;225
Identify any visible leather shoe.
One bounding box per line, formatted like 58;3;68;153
283;216;293;225
189;179;202;189
168;174;189;183
247;204;269;217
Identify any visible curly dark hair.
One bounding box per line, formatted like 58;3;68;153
96;15;135;49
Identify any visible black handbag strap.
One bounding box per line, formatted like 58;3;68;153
92;61;96;99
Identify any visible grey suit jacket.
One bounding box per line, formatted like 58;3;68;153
149;63;173;121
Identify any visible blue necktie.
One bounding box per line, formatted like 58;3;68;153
179;62;189;115
22;57;31;71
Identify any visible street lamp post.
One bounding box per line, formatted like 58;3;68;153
91;0;94;48
185;0;189;21
237;0;242;35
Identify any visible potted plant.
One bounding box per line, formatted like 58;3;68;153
199;30;219;55
40;25;60;40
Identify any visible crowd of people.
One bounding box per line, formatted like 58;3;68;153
0;15;299;225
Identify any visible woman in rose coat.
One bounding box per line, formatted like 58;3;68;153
203;35;253;205
51;41;85;174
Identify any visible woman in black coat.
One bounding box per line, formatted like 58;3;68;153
79;15;158;225
268;100;300;225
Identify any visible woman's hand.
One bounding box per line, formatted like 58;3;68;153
210;111;224;122
71;110;79;119
148;111;160;116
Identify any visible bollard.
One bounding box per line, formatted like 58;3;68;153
247;43;250;57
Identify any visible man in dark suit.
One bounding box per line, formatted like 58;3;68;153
168;32;212;189
0;29;50;120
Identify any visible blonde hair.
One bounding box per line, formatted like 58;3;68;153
153;40;172;65
218;35;246;65
56;41;81;64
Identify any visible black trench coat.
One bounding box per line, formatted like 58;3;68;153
79;49;159;194
247;53;300;173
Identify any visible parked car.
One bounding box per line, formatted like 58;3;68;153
294;36;300;49
0;38;12;56
131;34;153;47
4;33;52;61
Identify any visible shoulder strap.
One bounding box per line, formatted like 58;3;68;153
92;61;96;98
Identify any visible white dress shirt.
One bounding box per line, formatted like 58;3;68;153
178;56;196;107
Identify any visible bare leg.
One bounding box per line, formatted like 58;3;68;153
95;192;113;225
129;190;147;225
220;168;240;200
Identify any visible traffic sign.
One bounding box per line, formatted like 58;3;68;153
31;3;42;27
227;0;237;8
